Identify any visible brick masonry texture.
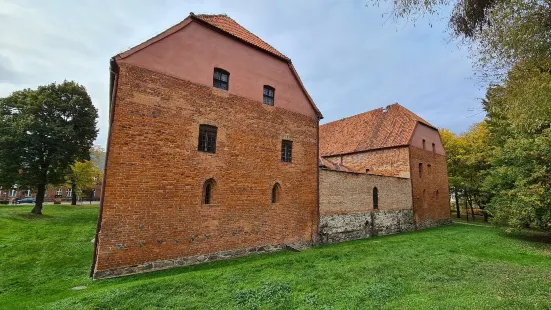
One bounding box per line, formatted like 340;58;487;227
318;169;415;243
93;63;318;278
324;147;411;178
409;146;451;226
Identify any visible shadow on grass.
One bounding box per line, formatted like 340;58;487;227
1;210;54;221
504;230;551;245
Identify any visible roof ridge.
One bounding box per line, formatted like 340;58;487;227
192;13;289;60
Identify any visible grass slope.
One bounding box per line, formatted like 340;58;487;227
0;205;549;309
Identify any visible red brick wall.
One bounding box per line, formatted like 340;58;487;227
324;147;410;178
409;146;450;225
94;63;318;274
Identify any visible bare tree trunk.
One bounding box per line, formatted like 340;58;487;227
454;190;461;218
71;182;77;205
468;196;476;222
464;190;469;222
31;183;46;215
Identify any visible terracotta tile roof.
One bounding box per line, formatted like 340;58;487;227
320;103;435;156
192;14;289;60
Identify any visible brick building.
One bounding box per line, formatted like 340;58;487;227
318;103;450;241
92;14;449;279
92;13;323;279
0;184;101;203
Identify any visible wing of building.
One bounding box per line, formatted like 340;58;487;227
318;103;450;243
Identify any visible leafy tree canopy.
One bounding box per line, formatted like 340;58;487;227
0;81;98;214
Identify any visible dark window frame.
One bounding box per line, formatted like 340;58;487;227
281;140;293;163
373;187;379;209
213;68;229;90
263;85;275;106
198;125;217;153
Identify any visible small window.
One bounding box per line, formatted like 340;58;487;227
272;183;281;203
373;187;379;209
203;179;215;205
281;140;292;163
198;125;217;153
26;190;31;197
56;188;62;196
67;188;72;197
427;164;432;175
422;139;426;150
419;163;423;178
432;143;436;153
213;68;229;90
263;86;275;105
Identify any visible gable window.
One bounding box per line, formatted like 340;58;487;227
422;139;426;150
281;140;292;163
213;68;229;90
373;187;379;209
198;125;217;153
263;86;275;105
419;163;423;178
432;143;436;153
203;179;215;205
272;182;281;203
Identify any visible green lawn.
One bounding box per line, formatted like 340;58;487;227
1;205;550;310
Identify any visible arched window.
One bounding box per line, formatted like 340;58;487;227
203;179;216;205
373;187;379;209
419;163;423;178
272;182;281;203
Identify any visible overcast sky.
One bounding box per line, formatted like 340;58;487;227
0;0;486;147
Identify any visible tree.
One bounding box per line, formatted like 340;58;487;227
481;62;551;231
440;128;464;218
441;123;491;221
66;160;102;205
0;81;98;214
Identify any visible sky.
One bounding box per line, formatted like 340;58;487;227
0;0;487;147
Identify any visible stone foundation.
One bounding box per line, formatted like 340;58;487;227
318;209;415;244
93;241;309;279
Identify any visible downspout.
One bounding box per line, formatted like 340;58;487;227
314;117;321;245
90;58;119;277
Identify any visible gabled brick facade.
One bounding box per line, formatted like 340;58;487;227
92;14;321;279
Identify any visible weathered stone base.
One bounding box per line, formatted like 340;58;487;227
415;218;452;230
318;209;416;244
93;241;310;279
